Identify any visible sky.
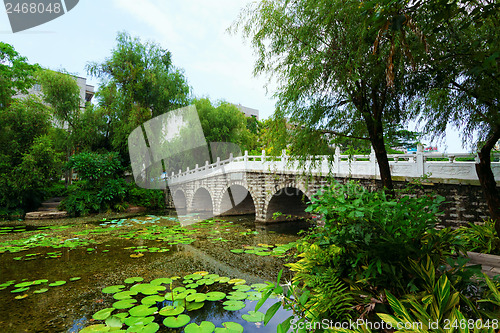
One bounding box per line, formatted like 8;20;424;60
0;0;468;153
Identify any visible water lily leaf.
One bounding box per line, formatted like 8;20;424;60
128;305;156;317
186;301;205;311
241;311;264;322
141;295;164;305
150;278;172;286
11;287;30;293
112;299;137;309
246;291;262;301
130;283;165;295
162;314;191;328
228;279;245;285
186;293;207;302
185;283;199;289
33;279;49;285
218;277;230;283
102;285;125;293
15;294;28;299
159;305;185;316
184;321;215;333
205;274;220;280
69;277;81;281
184;274;202;281
79;324;110;332
230;249;244;254
124;277;143;284
93;307;115;320
222;300;245;311
206;291;226;301
255;252;271;256
226;291;247;301
33;288;49;294
114;312;129;320
113;290;138;300
14;281;33;288
105;315;123;328
49;281;66;287
214;322;244;333
232;285;251;291
130;253;144;258
124;315;154;327
250;283;268;291
192;271;208;276
127;322;159;333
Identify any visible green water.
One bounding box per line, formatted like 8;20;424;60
0;211;309;332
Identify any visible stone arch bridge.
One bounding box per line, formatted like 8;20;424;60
165;148;500;224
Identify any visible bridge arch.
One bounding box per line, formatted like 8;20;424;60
189;187;214;217
265;184;311;222
172;189;187;215
216;184;256;216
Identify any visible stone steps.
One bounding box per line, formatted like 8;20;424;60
467;252;500;277
25;197;67;220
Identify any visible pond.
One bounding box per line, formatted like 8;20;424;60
0;211;310;332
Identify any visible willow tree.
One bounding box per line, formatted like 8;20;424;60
233;0;427;192
412;0;500;234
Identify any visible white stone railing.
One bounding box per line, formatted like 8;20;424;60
165;146;500;185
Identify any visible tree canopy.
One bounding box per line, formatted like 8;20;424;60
233;0;428;191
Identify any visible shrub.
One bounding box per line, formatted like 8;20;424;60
127;184;166;210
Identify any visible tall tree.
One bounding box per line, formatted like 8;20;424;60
412;0;500;234
86;32;191;159
0;42;39;109
233;0;427;192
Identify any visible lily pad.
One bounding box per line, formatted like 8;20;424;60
186;293;207;302
184;321;215;333
159;305;185;316
218;277;230;283
241;311;264;322
228;278;245;285
128;305;156;317
69;277;81;281
186;301;204;311
226;291;247;301
205;291;226;301
105;315;123;328
232;285;251;291
130;283;165;295
49;280;67;287
33;288;49;294
11;287;29;293
113;290;138;300
162;314;191;328
14;281;33;288
15;294;28;299
128;322;159;333
124;315;155;327
80;324;110;333
124;277;144;284
112;299;137;309
141;295;164;305
250;283;268;291
214;322;244;333
246;291;262;301
229;249;244;254
222;300;245;311
102;285;125;293
92;307;115;320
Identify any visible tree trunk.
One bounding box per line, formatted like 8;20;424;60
475;126;500;236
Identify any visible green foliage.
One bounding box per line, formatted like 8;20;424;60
0;97;62;214
304;181;448;293
0;42;40;110
87;32;190;159
194;98;258;153
457;219;500;255
62;152;126;216
127;184;166;210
